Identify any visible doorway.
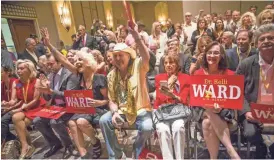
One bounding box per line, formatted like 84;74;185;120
1;18;37;54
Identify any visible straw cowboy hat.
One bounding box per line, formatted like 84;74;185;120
113;43;136;59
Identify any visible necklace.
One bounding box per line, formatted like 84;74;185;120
83;74;94;90
22;80;30;103
260;67;274;90
236;45;251;61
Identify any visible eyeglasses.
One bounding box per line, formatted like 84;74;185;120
206;51;220;56
185;15;191;17
258;36;274;42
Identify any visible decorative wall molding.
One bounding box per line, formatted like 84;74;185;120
1;3;37;18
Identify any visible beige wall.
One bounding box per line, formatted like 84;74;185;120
182;1;270;18
112;1;127;29
3;1;60;46
167;1;183;24
70;1;106;33
51;1;76;46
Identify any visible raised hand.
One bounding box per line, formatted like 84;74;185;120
40;27;50;46
39;74;50;88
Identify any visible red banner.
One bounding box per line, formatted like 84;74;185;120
251;103;274;123
189;75;244;110
123;0;135;29
64;90;96;114
139;148;162;160
35;106;66;119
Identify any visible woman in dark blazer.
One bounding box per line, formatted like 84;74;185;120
191;18;214;52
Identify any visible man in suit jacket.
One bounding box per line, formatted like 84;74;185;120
72;25;98;50
236;24;274;159
227;30;258;71
30;34;46;56
33;55;80;158
159;39;191;74
18;38;43;67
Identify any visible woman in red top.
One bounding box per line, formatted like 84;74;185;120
10;59;45;159
1;66;16;108
154;53;190;159
194;42;240;159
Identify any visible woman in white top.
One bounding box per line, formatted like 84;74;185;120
148;21;168;74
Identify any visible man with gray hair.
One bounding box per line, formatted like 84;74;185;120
226;10;241;33
222;31;236;50
236;24;274;159
182;12;197;50
72;25;98;50
18;38;43;66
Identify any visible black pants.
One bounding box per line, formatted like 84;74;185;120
242;119;267;158
33;114;73;147
1;112;16;142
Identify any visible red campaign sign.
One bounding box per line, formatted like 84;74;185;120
189;75;244;110
139;148;162;160
35;106;66;119
123;0;135;29
64;90;96;114
251;103;274;123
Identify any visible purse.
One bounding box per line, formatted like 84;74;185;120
1;140;21;159
154;103;191;122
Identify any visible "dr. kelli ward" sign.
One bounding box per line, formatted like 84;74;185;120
189;75;244;110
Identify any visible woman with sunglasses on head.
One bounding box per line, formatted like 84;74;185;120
41;27;109;159
194;42;240;159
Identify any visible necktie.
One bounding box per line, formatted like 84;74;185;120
82;37;86;46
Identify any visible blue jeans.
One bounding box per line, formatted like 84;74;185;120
99;111;153;159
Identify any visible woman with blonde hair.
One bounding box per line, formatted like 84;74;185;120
103;30;117;43
148;21;168;74
11;59;46;159
185;36;213;75
236;11;257;34
41;28;109;159
91;49;106;75
257;9;274;26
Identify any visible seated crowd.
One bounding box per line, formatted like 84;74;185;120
1;4;274;159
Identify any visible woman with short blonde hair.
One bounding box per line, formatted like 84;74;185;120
257;9;274;26
10;59;46;158
16;59;37;79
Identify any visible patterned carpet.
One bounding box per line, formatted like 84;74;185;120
8;125;269;159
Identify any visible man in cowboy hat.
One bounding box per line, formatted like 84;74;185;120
99;24;153;159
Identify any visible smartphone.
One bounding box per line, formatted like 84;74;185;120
160;80;168;88
116;116;125;125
